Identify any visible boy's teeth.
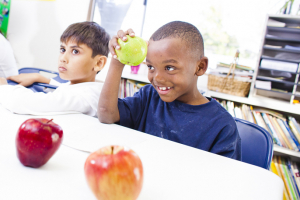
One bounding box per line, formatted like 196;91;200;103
158;87;171;91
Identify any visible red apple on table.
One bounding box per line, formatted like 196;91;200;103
84;145;143;200
16;118;63;168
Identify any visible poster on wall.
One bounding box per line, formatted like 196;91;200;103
0;0;10;37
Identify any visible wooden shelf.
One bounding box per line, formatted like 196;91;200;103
205;90;300;115
273;145;300;162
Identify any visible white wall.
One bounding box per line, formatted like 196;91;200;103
7;0;90;72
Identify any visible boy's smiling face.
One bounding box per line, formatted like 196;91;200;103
146;37;208;105
58;39;105;84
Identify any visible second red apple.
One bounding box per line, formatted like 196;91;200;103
84;145;143;200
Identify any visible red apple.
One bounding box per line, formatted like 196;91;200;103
16;118;63;168
84;145;143;200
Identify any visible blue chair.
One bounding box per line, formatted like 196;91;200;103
7;67;68;93
235;118;273;170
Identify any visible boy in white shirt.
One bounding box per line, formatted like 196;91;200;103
0;31;18;78
0;21;110;117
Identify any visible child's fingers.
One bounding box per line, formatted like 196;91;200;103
109;36;120;59
6;76;17;82
117;30;128;42
126;28;135;37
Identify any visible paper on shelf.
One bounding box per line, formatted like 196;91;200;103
267;19;286;27
255;80;271;90
260;59;298;73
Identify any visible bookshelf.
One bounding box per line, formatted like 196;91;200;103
251;15;300;104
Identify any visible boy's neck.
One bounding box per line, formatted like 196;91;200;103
70;76;96;85
182;93;209;105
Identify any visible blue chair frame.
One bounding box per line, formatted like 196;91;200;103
235;118;273;170
7;67;68;93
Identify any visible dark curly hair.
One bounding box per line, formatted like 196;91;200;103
150;21;204;59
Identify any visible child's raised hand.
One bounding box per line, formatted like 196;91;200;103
7;73;39;87
109;29;135;60
0;77;8;85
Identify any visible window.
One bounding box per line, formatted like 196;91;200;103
93;0;293;69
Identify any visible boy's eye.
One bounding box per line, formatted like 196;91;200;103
147;65;154;70
72;49;79;54
60;48;65;53
166;66;175;71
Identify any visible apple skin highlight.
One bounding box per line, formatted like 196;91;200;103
16;118;63;168
84;145;144;200
115;36;147;66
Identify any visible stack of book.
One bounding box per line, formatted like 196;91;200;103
216;99;300;152
118;78;148;98
271;155;300;200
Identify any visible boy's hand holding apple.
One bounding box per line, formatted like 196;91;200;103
109;29;147;66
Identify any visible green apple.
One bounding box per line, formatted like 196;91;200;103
116;36;147;66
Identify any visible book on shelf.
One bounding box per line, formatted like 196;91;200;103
268;114;287;148
287;159;300;197
272;156;290;200
290;117;300;135
119;78;148;98
214;98;300;152
273;116;293;150
261;112;281;145
289;119;300;145
283;120;300;151
278;118;299;151
280;157;300;200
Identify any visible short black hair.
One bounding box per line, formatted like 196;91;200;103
60;21;110;58
150;21;204;59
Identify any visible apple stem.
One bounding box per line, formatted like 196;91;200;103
46;119;53;124
111;146;114;155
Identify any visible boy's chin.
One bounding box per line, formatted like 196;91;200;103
158;95;176;103
58;74;70;81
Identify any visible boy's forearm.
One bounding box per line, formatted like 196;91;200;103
98;59;125;123
35;74;50;84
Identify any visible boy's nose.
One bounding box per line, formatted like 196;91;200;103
153;71;166;84
60;53;69;64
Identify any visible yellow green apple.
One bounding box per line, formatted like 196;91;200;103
116;36;147;66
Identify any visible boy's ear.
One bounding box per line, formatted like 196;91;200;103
94;55;107;72
195;56;208;76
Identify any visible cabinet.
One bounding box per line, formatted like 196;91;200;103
251;15;300;104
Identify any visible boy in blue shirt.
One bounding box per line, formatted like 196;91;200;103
98;21;241;160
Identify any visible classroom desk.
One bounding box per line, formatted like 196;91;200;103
0;105;283;200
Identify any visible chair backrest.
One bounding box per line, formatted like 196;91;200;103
235;118;273;169
7;67;68;93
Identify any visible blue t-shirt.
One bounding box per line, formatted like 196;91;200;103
118;84;241;160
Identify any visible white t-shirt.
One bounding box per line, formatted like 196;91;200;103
0;34;18;77
0;81;103;117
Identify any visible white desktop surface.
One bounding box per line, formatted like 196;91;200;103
0;105;283;200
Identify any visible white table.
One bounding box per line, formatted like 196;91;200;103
0;105;283;200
